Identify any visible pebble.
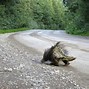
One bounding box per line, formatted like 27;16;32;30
4;67;13;72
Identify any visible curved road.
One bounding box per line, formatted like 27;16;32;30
14;30;89;74
13;30;89;88
0;30;89;89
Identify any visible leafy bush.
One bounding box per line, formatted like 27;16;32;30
63;0;89;35
0;0;89;35
0;0;65;30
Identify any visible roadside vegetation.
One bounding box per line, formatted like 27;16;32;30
0;0;89;35
0;28;29;34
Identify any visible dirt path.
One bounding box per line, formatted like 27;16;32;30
0;30;89;89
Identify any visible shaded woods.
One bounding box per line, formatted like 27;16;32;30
0;0;89;35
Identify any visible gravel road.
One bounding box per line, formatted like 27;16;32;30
0;30;89;89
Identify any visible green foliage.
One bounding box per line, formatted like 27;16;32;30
0;0;89;35
0;0;65;30
63;0;89;35
0;28;29;34
0;0;36;29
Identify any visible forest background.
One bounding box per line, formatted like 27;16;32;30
0;0;89;35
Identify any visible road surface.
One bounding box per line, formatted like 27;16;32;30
0;30;89;89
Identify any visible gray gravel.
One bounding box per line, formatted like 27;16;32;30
0;33;88;89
